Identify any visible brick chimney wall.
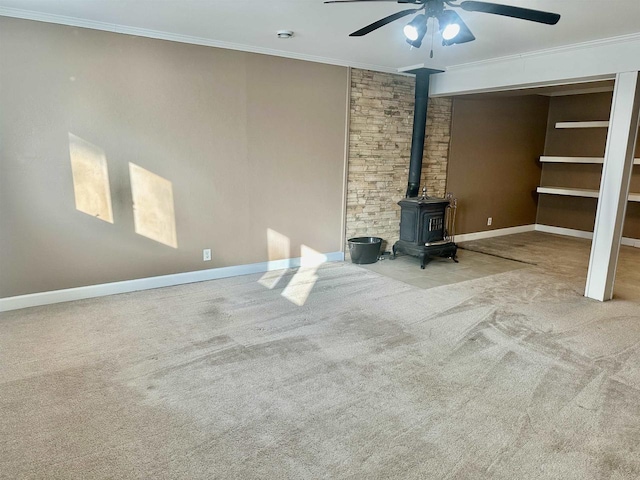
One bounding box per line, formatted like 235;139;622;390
346;68;452;250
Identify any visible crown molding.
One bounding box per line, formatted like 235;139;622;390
5;6;639;86
0;6;400;75
445;32;640;72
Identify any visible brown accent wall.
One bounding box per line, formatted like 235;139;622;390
542;93;612;157
446;96;549;235
537;92;640;239
345;69;452;249
0;17;348;298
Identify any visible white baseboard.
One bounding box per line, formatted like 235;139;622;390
4;223;638;313
0;252;344;313
535;224;640;248
534;224;594;240
454;223;640;248
454;224;536;243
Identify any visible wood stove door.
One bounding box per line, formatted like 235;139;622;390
421;211;444;243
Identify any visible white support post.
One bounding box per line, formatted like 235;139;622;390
585;71;640;301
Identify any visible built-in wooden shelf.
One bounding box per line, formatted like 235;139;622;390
540;156;640;165
537;186;640;202
555;121;609;129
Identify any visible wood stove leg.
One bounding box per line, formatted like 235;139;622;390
420;253;427;269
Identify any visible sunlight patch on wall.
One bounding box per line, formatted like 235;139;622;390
129;163;178;249
281;245;325;306
259;228;291;289
267;228;291;262
68;133;114;223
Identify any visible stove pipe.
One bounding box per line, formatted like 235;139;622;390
405;68;441;198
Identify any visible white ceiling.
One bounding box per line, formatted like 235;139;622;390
1;0;640;72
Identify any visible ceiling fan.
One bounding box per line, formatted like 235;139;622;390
324;0;560;48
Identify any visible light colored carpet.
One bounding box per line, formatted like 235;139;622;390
1;233;640;479
460;231;640;300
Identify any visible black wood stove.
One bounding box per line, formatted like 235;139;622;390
393;188;457;269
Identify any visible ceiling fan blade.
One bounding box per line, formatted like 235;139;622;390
350;8;421;36
459;1;560;25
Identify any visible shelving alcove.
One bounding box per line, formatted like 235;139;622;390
536;121;640;203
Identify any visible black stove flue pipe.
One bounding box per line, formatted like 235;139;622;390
405;67;443;198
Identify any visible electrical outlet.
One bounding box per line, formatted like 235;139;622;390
487;217;492;226
203;249;212;261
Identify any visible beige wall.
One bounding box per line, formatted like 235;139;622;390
446;95;549;234
0;17;348;298
538;92;640;239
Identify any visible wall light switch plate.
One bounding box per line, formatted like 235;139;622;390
203;249;212;261
487;217;492;226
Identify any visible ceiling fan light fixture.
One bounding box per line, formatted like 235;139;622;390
403;14;427;47
442;23;461;41
403;24;419;41
438;10;475;46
